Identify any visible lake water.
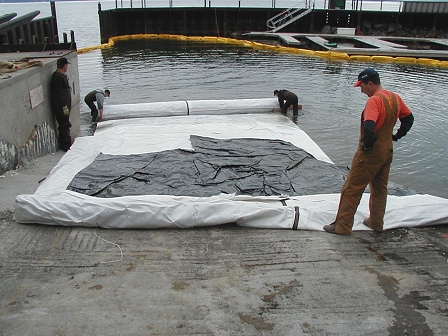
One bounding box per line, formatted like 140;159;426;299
1;1;447;198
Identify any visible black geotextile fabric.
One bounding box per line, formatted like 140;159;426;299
67;135;347;198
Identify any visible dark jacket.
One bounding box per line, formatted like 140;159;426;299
277;89;297;108
50;70;71;110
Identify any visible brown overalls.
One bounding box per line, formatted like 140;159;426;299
334;92;399;235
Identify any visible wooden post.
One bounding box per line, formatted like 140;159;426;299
50;1;59;43
432;14;438;38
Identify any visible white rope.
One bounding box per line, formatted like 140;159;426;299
94;229;123;263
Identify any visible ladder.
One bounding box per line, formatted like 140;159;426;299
266;2;313;33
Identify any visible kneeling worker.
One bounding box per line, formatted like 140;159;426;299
274;89;299;115
84;89;110;122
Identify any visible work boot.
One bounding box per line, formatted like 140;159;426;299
323;222;351;235
323;223;337;234
363;218;384;232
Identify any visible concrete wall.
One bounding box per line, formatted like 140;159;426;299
0;51;80;175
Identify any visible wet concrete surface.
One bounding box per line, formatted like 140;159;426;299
1;152;447;335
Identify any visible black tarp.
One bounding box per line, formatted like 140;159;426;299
68;136;346;198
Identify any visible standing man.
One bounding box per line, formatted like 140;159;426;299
324;68;414;235
84;89;110;122
50;57;72;152
274;89;299;115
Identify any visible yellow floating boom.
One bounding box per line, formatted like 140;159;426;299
77;34;447;68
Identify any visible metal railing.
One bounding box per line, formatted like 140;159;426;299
112;0;402;11
266;1;314;32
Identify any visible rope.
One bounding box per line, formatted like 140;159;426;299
94;229;123;263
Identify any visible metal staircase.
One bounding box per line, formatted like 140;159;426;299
266;1;313;33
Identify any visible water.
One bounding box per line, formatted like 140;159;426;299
1;1;446;198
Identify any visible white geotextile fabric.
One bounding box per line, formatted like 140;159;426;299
15;111;448;230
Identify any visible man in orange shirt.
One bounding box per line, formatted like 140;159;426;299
324;68;414;235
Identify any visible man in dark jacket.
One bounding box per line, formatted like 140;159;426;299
84;89;110;122
274;89;299;115
50;57;72;151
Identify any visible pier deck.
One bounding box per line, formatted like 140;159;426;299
277;33;306;47
245;32;448;60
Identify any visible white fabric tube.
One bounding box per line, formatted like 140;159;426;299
188;98;280;115
103;98;281;121
102;101;188;120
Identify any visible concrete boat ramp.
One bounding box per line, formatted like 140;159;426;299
1;151;448;335
245;32;448;60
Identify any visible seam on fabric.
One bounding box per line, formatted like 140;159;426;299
186;100;190;115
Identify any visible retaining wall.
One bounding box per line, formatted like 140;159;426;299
0;51;81;175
